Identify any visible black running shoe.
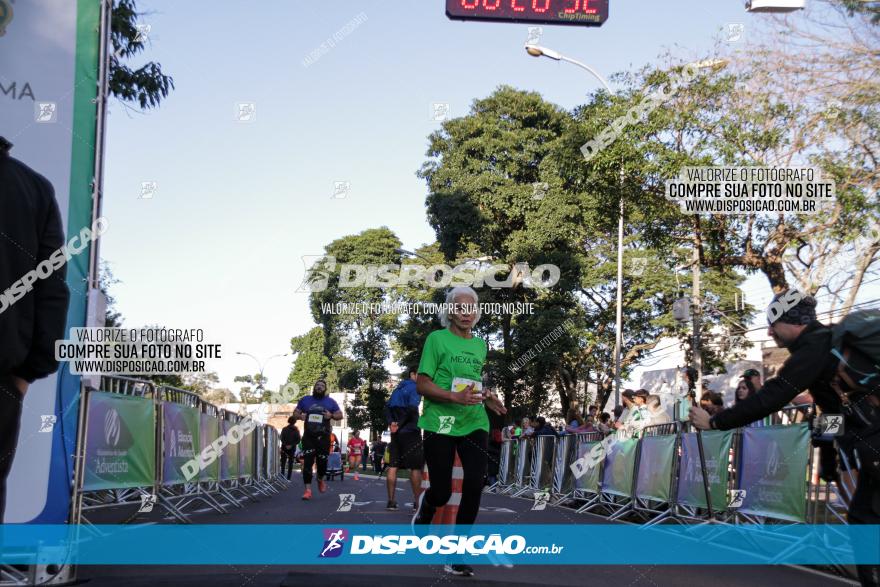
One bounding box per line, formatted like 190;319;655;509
386;500;398;510
411;491;435;529
444;564;474;577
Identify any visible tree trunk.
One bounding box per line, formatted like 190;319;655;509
842;242;880;315
762;260;789;293
556;371;570;417
501;312;514;413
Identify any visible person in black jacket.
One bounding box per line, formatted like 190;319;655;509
690;291;880;587
0;137;71;522
280;416;301;480
532;416;559;436
383;366;424;510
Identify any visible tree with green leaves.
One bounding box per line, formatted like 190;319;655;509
233;373;267;404
287;327;337;390
202;387;235;405
418;86;589;414
417;85;747;413
110;0;174;109
181;371;220;396
303;228;402;434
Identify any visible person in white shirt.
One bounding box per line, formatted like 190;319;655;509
615;390;636;428
521;417;535;437
646;394;672;425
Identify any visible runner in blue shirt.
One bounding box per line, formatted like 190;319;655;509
293;380;342;500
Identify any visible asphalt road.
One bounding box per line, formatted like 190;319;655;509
78;470;858;587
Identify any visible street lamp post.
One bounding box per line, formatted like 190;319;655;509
235;351;290;402
524;44;625;409
394;247;433;264
524;46;727;409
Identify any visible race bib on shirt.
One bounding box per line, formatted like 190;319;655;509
305;404;329;435
451;377;482;395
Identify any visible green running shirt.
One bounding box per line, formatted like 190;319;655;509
417;328;489;437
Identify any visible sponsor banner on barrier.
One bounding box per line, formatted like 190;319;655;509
601;438;638;497
239;429;254;478
573;441;601;493
2;524;878;565
635;434;675;502
266;428;277;477
219;420;239;480
254;428;263;480
162;403;200;486
676;430;733;510
82;393;155;491
199;414;221;482
552;435;575;495
531;437;555;489
738;424;810;523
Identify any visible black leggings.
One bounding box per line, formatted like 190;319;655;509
301;434;329;484
280;451;295;478
423;429;488;526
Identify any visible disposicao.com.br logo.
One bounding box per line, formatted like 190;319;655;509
320;529;562;557
319;528;348;558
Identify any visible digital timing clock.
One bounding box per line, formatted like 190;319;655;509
446;0;609;27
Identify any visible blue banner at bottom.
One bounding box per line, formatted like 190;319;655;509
1;524;878;565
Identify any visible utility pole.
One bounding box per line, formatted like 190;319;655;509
691;244;703;397
614;194;624;408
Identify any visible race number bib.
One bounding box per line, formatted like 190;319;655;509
451;377;482;395
308;413;324;424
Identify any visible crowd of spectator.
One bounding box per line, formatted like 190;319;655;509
499;368;769;442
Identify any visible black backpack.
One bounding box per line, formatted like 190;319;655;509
832;309;880;393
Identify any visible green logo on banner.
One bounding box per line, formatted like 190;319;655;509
635;434;675;502
676;430;733;510
602;438;637;497
83;393;156;491
738;424;810;522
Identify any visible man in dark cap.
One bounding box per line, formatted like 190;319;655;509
690;290;880;586
0;137;70;522
690;290;833;431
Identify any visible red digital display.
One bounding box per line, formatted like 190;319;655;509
446;0;609;26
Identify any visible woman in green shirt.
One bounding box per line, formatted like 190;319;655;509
412;287;506;577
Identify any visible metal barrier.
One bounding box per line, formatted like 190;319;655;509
71;376;286;526
551;434;578;504
70;377;160;526
511;437;534;497
629;423;680;524
489;440;516;493
673;427;734;523
157;386;219;521
591;430;639;518
572;432;605;514
527;435;556;496
734;423;812;524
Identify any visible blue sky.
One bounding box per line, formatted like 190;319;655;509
101;1;831;392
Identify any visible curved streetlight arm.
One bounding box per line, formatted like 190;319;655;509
524;44;612;93
558;55;613;93
235;351;290;392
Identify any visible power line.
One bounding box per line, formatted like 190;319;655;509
633;297;880;364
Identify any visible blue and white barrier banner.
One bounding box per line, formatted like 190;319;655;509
2;525;878;565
